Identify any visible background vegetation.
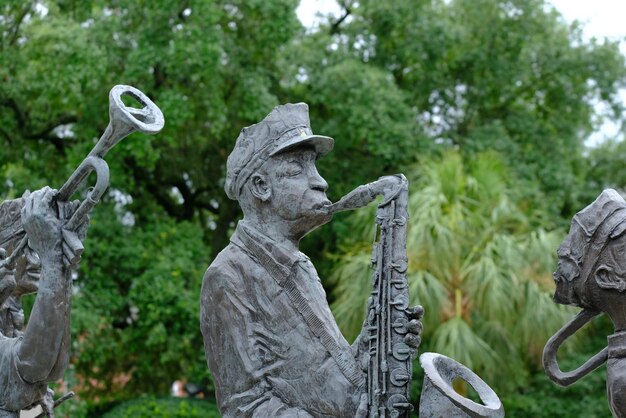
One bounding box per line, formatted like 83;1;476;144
1;0;626;416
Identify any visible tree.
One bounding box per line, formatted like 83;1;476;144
329;151;574;392
292;0;626;223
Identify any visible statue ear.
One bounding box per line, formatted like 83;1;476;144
594;265;626;292
250;173;271;202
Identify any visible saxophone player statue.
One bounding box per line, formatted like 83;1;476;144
200;103;423;417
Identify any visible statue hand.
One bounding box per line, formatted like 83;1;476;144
40;387;55;418
59;200;90;268
369;175;405;201
21;187;62;263
405;305;424;360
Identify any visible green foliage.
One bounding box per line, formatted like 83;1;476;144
502;326;613;418
585;138;626;197
70;203;212;402
101;397;220;418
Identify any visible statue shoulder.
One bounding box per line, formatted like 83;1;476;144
201;243;253;296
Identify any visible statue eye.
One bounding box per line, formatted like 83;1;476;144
284;162;303;176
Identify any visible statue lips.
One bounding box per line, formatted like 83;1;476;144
313;200;332;213
552;275;583;308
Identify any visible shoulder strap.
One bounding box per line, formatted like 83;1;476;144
236;227;364;387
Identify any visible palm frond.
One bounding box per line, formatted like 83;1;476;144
431;317;502;373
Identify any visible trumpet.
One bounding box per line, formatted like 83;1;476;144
542;309;608;386
2;85;164;267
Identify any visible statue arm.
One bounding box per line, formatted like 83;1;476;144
17;251;71;383
15;189;82;383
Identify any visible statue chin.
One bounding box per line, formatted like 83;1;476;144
552;281;585;309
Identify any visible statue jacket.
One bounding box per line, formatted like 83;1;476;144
201;221;365;417
0;334;47;417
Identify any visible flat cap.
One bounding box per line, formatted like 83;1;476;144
565;189;626;272
224;103;334;200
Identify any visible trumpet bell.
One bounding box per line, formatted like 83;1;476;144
109;85;164;135
419;353;504;418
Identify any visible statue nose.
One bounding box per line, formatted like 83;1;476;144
310;171;328;192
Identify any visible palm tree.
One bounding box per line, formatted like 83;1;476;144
329;151;574;391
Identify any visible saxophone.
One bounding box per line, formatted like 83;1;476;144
329;175;414;418
330;176;504;418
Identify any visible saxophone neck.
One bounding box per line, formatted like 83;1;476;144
327;174;408;214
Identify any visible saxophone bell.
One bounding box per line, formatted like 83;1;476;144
419;353;504;418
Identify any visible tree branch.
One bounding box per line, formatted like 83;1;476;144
25;114;78;140
7;2;34;47
329;4;352;35
0;96;76;153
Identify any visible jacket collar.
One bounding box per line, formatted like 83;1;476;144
231;221;306;273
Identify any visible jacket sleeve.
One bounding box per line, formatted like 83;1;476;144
200;264;314;418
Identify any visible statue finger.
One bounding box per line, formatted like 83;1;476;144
41;187;57;206
404;333;421;349
76;215;90;241
62;229;84;259
406;305;424;320
62;244;80;268
407;319;422;334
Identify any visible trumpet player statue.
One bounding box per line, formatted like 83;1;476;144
0;85;164;418
544;189;626;418
200;103;423;417
0;189;88;417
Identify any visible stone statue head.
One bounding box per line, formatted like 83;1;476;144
553;189;626;314
0;195;41;336
225;103;335;238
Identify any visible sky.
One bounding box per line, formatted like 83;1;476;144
296;0;626;146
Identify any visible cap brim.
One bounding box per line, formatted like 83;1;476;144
269;134;334;157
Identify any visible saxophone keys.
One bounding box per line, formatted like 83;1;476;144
390;293;409;311
390;277;408;289
392;317;409;334
392;342;411;361
387;394;413;413
391;257;408;273
392;216;407;227
390;368;411;387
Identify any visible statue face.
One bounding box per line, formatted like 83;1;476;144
553;226;626;310
264;146;332;233
13;244;41;297
553;231;585;307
